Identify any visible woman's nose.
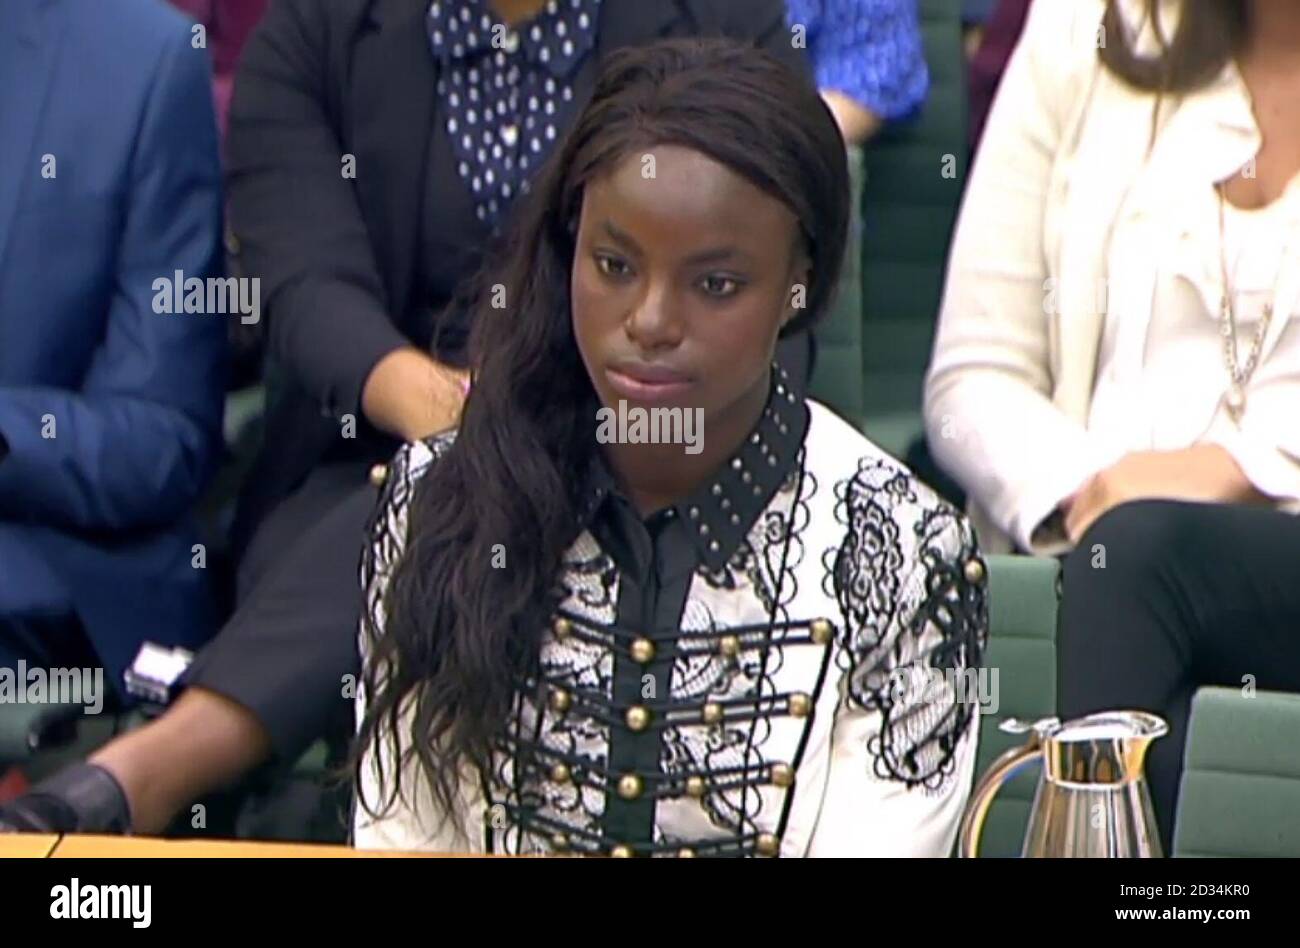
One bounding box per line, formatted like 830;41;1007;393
624;280;684;350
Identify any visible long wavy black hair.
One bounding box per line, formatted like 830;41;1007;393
1101;0;1248;92
354;38;850;827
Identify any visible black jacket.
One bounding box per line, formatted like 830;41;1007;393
226;0;810;546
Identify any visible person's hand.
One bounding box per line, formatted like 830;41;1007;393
1063;444;1267;543
361;348;469;442
821;90;882;147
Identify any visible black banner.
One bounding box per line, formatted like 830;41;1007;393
0;851;1284;933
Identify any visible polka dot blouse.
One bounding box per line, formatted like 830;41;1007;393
427;0;602;228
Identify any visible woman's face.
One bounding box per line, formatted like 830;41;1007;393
571;144;810;433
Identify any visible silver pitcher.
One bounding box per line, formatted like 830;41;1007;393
959;711;1168;857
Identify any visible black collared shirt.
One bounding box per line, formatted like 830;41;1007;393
573;368;809;845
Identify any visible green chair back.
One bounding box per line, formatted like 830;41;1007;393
808;145;866;424
859;0;969;458
968;554;1060;857
1173;686;1300;857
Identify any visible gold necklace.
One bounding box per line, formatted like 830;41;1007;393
1216;182;1276;425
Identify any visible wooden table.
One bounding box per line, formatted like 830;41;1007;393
0;834;448;858
0;834;60;858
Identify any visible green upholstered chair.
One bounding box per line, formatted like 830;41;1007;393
857;0;969;459
966;554;1061;858
809;0;970;458
1173;686;1300;858
808;144;866;425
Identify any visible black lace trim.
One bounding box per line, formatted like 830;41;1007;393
827;458;987;790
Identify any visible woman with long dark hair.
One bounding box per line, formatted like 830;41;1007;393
927;0;1300;849
0;0;813;839
354;38;987;857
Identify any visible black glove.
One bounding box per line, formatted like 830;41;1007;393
0;763;132;834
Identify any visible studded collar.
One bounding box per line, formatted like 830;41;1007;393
576;363;810;573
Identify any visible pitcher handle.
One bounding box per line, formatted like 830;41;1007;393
957;735;1044;858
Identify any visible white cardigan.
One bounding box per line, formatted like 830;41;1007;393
925;0;1300;554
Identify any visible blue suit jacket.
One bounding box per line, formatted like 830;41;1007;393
0;0;225;687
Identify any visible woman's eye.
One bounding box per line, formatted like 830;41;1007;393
700;275;740;297
595;254;632;278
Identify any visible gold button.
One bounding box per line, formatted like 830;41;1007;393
677;848;696;859
630;637;656;664
685;776;706;798
552;833;570;851
755;833;780;857
549;689;572;713
224;231;241;255
550;762;571;784
963;558;986;584
809;618;833;645
617;774;643;800
788;693;812;718
718;635;741;658
625;705;651;732
702;702;723;725
368;463;388;487
610;844;634;859
771;763;795;788
553;617;573;640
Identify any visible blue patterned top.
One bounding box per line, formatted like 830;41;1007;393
785;0;928;122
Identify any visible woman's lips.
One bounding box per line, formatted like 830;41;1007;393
605;366;695;403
